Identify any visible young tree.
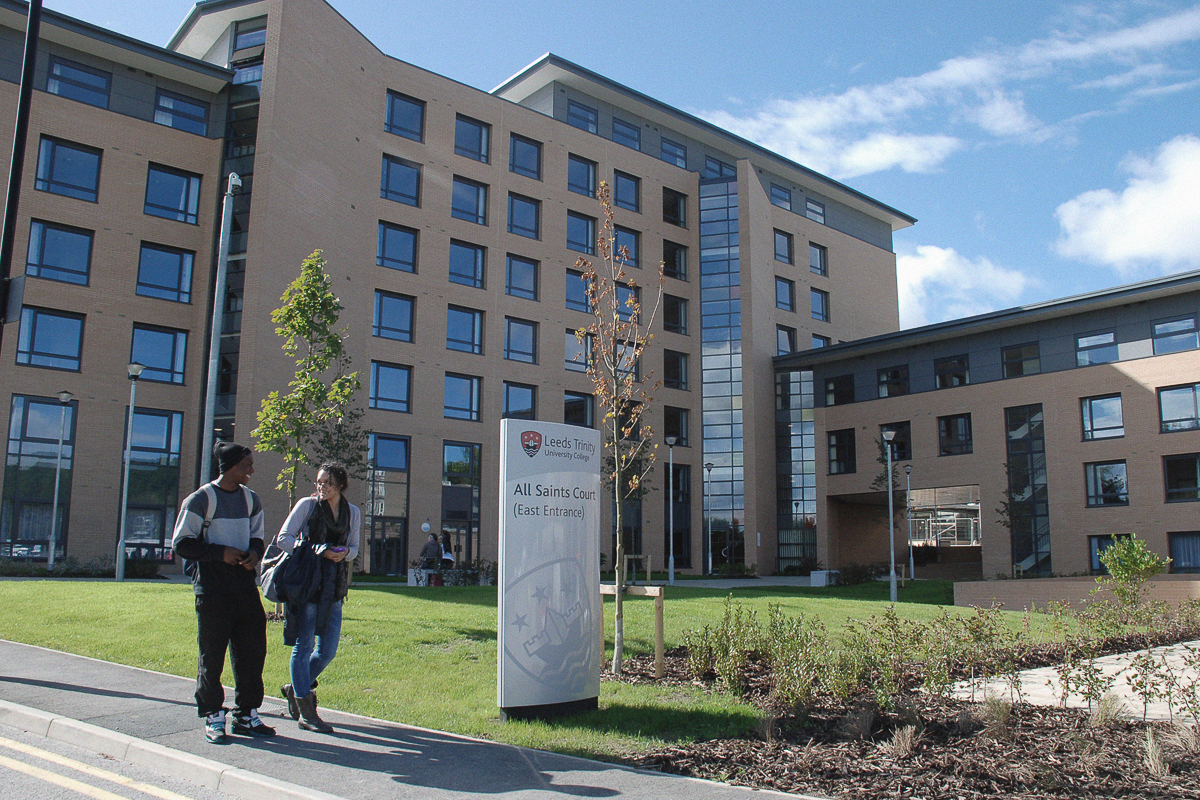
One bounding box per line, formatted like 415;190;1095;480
253;250;368;504
573;183;664;674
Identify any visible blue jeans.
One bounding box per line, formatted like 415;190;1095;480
290;599;342;699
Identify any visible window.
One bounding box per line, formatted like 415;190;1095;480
144;164;201;224
812;334;830;348
3;395;77;559
1077;330;1117;366
154;90;208;135
16;308;83;370
1153;316;1199;354
567;154;596;196
504;317;537;363
503;383;536;420
567;100;597;133
612;118;641;150
121;407;184;560
35;137;100;201
565;269;591;312
377;222;417;272
806;198;825;224
664;350;688;390
774;230;793;264
385;91;424;141
616;284;640;322
663;406;688;446
565;330;592;372
613;171;640;212
564;391;594;427
934;354;969;388
825;375;854;405
451;177;487;225
370;361;411;412
26;220;92;285
1159;384;1200;432
507;193;540;239
505;254;538;300
663;294;687;335
47;57;110;108
446;306;484;354
828;429;856;474
775;277;795;311
663;240;687;280
878;366;909;398
567;211;596;254
373;291;414;342
233;16;266;49
454;115;489;162
811;289;829;322
776;325;796;355
663;188;686;227
661;137;686;167
809;243;827;276
1086;461;1129;506
130;325;187;384
614;226;639;267
370;433;409;472
938;413;973;456
770;184;792;210
1169;532;1200;573
1165;454;1200;502
509;134;541;179
381;155;420;206
1082;394;1123;439
1090;535;1117;573
448;240;485;288
704;156;735;178
1002;342;1040;378
444;374;481;421
881;421;912;460
136;243;193;303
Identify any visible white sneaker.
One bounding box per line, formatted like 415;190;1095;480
204;709;227;744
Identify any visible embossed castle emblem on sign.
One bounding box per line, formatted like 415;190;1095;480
504;558;593;695
521;431;542;458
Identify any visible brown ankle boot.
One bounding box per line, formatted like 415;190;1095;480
297;692;333;733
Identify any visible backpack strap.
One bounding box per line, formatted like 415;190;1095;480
200;483;218;540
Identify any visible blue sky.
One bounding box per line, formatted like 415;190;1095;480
50;0;1200;328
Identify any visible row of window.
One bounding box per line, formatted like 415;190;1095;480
825;316;1200;404
775;231;828;276
776;325;830;355
36;136;202;223
769;182;826;225
775;278;830;322
16;307;188;383
46;54;210;135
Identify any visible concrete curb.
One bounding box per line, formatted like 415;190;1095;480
0;698;345;800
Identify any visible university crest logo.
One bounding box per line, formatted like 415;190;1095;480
521;431;542;458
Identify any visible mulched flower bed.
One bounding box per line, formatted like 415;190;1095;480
604;645;1200;799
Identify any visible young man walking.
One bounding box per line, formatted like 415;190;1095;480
172;441;275;743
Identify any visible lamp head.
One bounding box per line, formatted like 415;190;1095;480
665;435;677;447
905;464;912;475
127;362;145;379
57;390;73;404
881;429;896;442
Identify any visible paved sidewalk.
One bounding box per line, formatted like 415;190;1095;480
0;639;808;800
951;639;1200;720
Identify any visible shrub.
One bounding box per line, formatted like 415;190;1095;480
1094;532;1169;616
834;562;885;586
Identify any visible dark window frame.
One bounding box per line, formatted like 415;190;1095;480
448;240;485;288
444;373;482;421
454;114;490;163
505;254;538;300
934;354;969;389
385;91;425;141
381;154;421;206
47;56;110;108
130;323;188;384
1082;394;1124;440
508;134;542;179
614;171;640;212
503;317;538;364
35;137;101;202
153;90;209;135
144;163;201;224
26;219;93;285
370;361;412;413
446;305;484;354
16;307;84;371
451;176;488;225
1002;341;1041;378
566;100;598;133
135;242;194;303
507;193;540;239
938;413;973;456
828;428;856;474
377;221;417;272
373;290;415;342
1085;460;1129;507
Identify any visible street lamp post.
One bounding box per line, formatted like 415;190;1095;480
905;464;914;581
665;435;676;585
48;390;72;570
200;172;242;482
116;362;145;581
704;462;714;575
881;429;897;602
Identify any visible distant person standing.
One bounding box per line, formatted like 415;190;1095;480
172;442;275;744
277;462;361;734
440;532;455;570
419;533;441;570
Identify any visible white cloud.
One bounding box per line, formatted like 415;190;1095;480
897;245;1034;328
696;6;1200;180
1054;135;1200;276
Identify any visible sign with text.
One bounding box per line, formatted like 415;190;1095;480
497;419;601;719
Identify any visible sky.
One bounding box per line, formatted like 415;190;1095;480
47;0;1200;328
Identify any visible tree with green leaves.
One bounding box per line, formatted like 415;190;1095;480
572;182;664;674
252;250;368;504
1094;532;1170;615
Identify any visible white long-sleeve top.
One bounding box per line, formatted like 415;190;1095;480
276;495;361;561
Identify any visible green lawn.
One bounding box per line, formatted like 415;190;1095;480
0;578;1001;758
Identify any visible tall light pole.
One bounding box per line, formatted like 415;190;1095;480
116;362;145;581
48;390;72;570
665;435;676;585
905;464;914;581
704;462;714;575
200;172;242;482
881;429;897;602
